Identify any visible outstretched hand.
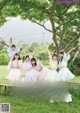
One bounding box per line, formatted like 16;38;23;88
71;47;76;51
67;47;76;56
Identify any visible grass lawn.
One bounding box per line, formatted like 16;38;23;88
0;66;80;113
0;88;80;113
0;65;9;78
0;65;9;84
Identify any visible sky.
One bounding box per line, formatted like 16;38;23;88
0;17;53;45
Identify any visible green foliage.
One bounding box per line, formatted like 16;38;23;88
0;44;9;65
68;52;80;76
20;43;49;65
0;51;9;65
0;0;80;52
48;43;56;52
2;4;20;17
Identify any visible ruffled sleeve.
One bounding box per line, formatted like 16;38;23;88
63;53;70;61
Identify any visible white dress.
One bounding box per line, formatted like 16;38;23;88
25;62;42;83
45;59;58;82
22;62;32;71
38;67;49;81
7;60;22;81
22;61;32;81
57;53;75;81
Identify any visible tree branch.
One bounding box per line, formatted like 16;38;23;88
0;37;9;47
17;40;24;47
10;38;12;45
62;5;72;15
32;20;53;33
63;33;80;51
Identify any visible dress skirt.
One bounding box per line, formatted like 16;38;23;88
7;68;21;81
57;67;75;81
25;69;39;83
45;69;58;82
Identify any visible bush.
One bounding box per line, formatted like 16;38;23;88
68;53;80;76
0;51;9;65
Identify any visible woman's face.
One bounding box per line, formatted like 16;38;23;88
31;60;36;66
52;56;57;60
14;55;19;60
59;54;63;59
25;57;29;62
11;47;16;50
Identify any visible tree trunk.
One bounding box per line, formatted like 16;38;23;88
52;33;59;58
59;25;64;50
49;17;59;59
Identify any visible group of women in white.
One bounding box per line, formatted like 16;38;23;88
7;45;75;83
6;45;76;103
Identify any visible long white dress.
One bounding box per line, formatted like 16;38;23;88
21;62;32;81
25;62;42;83
57;53;75;81
45;59;58;82
7;60;22;81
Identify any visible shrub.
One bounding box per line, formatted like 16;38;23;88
0;51;9;65
68;53;80;76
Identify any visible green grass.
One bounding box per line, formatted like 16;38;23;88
0;66;80;113
0;65;9;84
0;65;9;78
71;76;80;83
0;88;80;113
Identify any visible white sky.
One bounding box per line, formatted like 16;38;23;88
0;17;53;44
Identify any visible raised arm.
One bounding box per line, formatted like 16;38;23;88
67;47;76;56
31;50;36;57
29;50;36;60
72;50;79;61
7;44;12;52
48;51;52;59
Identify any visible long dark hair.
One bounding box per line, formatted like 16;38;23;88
31;58;37;66
59;51;64;62
12;53;21;61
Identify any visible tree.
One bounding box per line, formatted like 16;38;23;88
0;0;80;57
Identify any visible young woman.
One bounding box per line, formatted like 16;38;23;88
57;48;76;81
25;58;42;83
22;55;32;70
7;44;20;59
21;55;32;81
7;53;22;81
45;51;58;82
